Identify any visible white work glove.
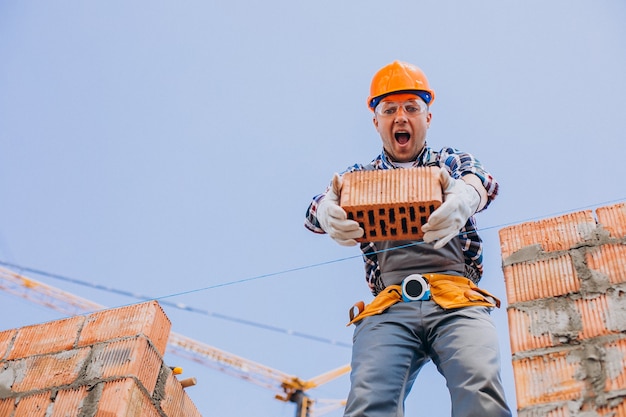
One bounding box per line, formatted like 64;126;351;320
422;168;481;249
316;173;364;246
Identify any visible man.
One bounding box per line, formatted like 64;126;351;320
304;61;512;417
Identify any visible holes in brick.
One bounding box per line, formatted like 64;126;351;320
345;204;436;240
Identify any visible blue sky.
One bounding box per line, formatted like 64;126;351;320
1;2;625;416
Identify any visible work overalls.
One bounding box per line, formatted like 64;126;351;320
343;238;512;417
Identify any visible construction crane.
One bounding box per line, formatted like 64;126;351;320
0;265;349;417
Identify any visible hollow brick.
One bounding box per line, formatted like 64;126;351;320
586;243;626;285
159;371;202;417
78;301;171;356
11;347;90;393
596;398;626;416
14;391;50;417
339;167;442;242
512;350;585;409
507;306;577;353
596;202;626;239
499;210;597;259
508;294;625;354
49;385;89;417
86;336;162;395
0;301;202;416
7;316;84;360
574;294;626;339
503;254;580;304
0;329;16;360
0;397;15;416
95;378;161;417
518;405;571;417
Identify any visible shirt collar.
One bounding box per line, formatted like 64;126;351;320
376;144;430;169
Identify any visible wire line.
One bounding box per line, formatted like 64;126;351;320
0;197;623;347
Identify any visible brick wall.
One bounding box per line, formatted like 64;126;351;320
0;301;202;417
499;202;626;416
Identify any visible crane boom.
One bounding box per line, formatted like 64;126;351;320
0;266;349;416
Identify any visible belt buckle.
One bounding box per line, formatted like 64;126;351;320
401;274;431;302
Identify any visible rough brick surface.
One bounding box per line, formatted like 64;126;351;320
0;301;202;417
0;329;16;361
96;378;161;417
502;254;580;303
14;391;49;417
78;300;171;356
340;167;442;242
11;347;91;393
596;202;626;239
159;369;202;417
50;385;89;417
512;349;585;408
0;398;15;416
586;243;626;285
87;336;163;395
498;210;597;259
7;316;84;360
499;203;626;416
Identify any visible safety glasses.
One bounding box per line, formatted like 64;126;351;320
374;99;428;117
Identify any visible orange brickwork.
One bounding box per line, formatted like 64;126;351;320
0;300;202;417
340;167;442;242
499;202;626;416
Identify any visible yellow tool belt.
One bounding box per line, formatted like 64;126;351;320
347;273;501;326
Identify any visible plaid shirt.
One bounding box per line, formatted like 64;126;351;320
305;145;499;294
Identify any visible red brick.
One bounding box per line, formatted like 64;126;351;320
499;210;597;259
179;388;202;417
519;405;571;417
503;254;580;304
575;294;625;339
512;350;585;409
597;398;626;416
7;316;84;360
0;398;15;416
85;336;162;395
12;347;90;393
49;385;89;417
596;202;626;239
159;371;202;417
0;328;16;360
340;167;442;242
586;243;626;285
14;391;50;417
507;307;554;354
95;378;161;417
508;294;625;354
79;301;171;356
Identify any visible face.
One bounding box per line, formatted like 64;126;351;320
372;93;432;163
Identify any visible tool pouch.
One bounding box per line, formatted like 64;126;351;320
429;275;501;310
347;285;402;326
346;275;501;326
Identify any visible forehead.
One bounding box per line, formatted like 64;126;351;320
380;93;421;103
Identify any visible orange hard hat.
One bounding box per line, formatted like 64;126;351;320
367;61;436;111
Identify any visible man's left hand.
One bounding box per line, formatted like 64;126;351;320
422;168;482;249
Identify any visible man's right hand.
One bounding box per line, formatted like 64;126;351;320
316;173;364;246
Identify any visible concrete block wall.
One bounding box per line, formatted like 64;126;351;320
499;202;626;416
0;301;202;417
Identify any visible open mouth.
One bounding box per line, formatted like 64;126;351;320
395;132;410;145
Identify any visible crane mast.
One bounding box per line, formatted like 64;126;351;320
0;265;348;416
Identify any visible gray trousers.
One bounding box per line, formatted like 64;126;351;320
344;300;512;417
